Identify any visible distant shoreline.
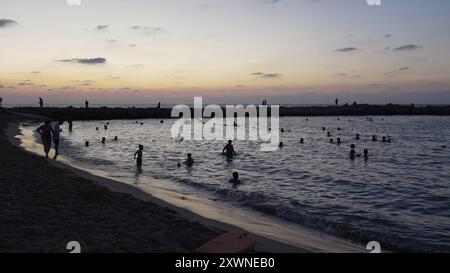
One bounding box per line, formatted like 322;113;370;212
2;104;450;121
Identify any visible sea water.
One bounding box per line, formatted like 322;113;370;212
26;116;450;252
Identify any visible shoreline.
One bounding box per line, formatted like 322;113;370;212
5;116;366;253
1;116;308;253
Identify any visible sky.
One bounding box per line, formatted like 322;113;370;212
1;0;450;105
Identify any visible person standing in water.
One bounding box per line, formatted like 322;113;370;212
184;153;194;166
85;100;89;109
68;120;73;132
229;172;241;185
36;119;52;158
39;97;44;108
52;120;64;160
223;140;237;158
134;144;144;168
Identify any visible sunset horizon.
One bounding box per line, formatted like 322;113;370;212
1;0;450;105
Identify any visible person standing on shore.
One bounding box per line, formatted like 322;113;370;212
36;119;52;158
52;120;64;160
85;100;89;109
39;97;44;108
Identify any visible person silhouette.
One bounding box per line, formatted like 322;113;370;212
364;149;369;160
36;119;52;158
229;171;241;185
39;97;44;108
223;140;237;158
184;153;194;166
52;120;64;160
134;144;144;168
85;100;89;109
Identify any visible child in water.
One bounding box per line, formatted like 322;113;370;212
184;153;194;166
229;172;241;185
134;144;144;167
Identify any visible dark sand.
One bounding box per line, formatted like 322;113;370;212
0;114;221;253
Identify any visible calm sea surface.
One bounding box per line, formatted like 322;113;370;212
28;116;450;252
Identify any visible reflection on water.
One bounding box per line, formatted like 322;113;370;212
25;116;450;252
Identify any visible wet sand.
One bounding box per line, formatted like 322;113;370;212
0;114;305;253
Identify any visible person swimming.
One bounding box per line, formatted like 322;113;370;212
350;144;356;149
330;139;334;143
184;153;194;166
223;140;237;158
279;142;284;148
101;137;106;144
114;136;118;141
364;149;369;160
356;133;360;140
134;144;144;167
322;127;326;131
327;131;331;137
229;171;241;185
382;136;387;142
104;125;108;130
300;138;304;144
36;119;52;158
350;148;356;160
372;135;377;142
85;141;90;147
337;137;341;145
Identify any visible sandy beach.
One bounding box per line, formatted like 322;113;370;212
0;113;310;253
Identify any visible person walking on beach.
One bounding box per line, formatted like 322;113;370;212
85;100;89;109
39;97;44;108
223;140;237;158
134;144;144;168
52;120;64;160
36;119;52;158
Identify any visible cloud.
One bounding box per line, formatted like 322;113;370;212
251;72;282;79
398;66;410;71
0;84;4;88
30;71;41;75
335;47;361;53
106;39;117;43
95;25;109;31
56;58;106;65
0;19;17;28
384;34;393;38
393;44;422;51
131;26;166;35
128;44;137;47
